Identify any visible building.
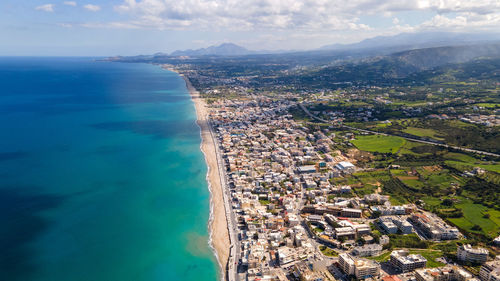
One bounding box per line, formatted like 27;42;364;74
380;218;398;234
479;259;500;281
298;165;317;174
383;276;402;281
494;236;500;247
415;266;477;281
364;194;390;204
409;212;460;240
341;208;362;218
352;244;383;257
380;235;390;245
277;247;298;265
392;217;413;234
390;250;427;273
293;262;325;281
416;267;455;281
335;161;355;173
339;253;380;279
335;227;356;240
457;244;489;264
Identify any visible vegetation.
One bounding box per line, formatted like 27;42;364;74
319;245;339;257
408;249;446;268
351;135;406;154
386;234;431;249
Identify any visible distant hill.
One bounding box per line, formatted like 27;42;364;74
170;43;251;56
389;43;500;71
275;43;500;88
319;32;500;52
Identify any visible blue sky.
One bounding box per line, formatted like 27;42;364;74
1;0;499;56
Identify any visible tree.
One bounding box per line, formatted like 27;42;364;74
471;224;482;231
371;210;381;219
356;237;366;246
442;198;454;206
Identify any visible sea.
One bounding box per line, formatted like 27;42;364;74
0;57;218;281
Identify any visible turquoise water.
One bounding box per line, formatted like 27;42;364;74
0;57;218;281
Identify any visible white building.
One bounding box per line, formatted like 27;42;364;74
480;259;500;281
390;250;427;273
457;244;489;264
339;253;380;279
335;161;355;173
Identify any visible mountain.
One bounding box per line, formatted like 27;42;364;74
277;43;500;88
319;32;500;52
389;43;500;71
170;43;251;56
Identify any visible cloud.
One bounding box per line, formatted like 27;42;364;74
63;1;77;6
58;23;73;28
108;0;500;32
84;4;101;12
418;13;500;31
35;4;54;12
111;0;375;31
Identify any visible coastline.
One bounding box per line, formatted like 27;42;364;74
172;68;230;279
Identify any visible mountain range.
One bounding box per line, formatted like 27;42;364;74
165;32;500;57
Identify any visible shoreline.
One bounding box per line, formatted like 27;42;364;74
169;68;230;280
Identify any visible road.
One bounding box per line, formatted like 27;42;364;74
298;103;500;158
207;119;240;281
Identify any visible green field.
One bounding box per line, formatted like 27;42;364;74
448;198;500;238
319;245;338;257
398;141;427;155
259;199;270;205
408;250;446;268
474;103;500;108
422;196;500;238
444;153;479;163
418;168;463;189
351;135;406;153
368;251;391;262
445;160;500;173
403;127;444;140
399;178;426;189
368;249;445;268
444;152;500;173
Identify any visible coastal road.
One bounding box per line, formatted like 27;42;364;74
207;119;240;281
298;103;500;158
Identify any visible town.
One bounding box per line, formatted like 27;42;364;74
205;92;500;281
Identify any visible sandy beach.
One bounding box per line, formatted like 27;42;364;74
180;73;230;279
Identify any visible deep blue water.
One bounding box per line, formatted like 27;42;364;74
0;57;217;281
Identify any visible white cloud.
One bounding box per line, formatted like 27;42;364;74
63;1;77;6
418;13;500;31
111;0;376;31
35;4;54;12
84;4;101;12
108;0;500;32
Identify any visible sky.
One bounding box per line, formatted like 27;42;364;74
1;0;500;56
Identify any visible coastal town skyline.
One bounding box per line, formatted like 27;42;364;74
1;0;500;55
